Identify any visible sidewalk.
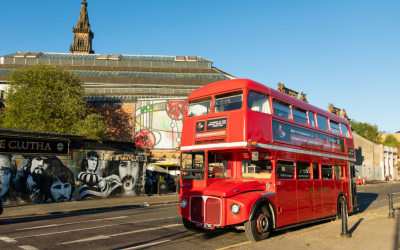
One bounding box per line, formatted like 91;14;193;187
233;203;400;250
0;194;179;220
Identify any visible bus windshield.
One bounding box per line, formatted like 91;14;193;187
188;97;211;117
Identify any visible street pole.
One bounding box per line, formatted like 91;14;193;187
388;193;395;219
340;200;351;238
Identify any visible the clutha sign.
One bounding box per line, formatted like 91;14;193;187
0;136;69;155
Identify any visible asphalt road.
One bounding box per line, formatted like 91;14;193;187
0;182;398;250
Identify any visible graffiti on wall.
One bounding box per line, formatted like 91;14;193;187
135;99;187;150
0;150;147;206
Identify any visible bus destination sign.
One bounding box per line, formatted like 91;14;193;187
206;117;227;131
348;147;354;157
272;120;345;154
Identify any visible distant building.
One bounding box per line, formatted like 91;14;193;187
0;0;235;154
353;133;398;180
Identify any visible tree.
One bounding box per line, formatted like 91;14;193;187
1;64;86;134
383;134;400;147
71;114;108;142
350;120;382;143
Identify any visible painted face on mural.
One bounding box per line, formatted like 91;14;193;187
119;161;138;192
30;156;50;183
50;180;72;202
87;156;98;172
0;156;12;197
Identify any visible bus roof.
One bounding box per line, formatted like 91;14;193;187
187;78;350;126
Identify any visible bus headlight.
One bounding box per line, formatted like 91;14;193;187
231;203;240;214
180;198;187;208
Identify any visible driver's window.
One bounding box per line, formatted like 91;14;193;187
208;153;232;178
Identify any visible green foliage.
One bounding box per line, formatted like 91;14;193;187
383;134;400;147
71;114;108;142
162;154;166;158
156;175;165;182
171;154;176;159
1;64;86;134
350;120;382;143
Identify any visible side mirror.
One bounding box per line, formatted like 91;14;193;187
252;151;259;161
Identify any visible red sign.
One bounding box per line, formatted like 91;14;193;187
195;130;226;139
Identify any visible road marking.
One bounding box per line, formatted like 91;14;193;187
14;216;177;239
117;240;171;249
216;241;251;250
16;216;128;231
0;236;18;243
59;224;181;245
19;246;39;250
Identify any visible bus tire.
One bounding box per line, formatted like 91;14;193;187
244;205;271;242
336;195;345;220
182;216;203;234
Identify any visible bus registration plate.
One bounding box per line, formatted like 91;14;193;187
196;221;214;229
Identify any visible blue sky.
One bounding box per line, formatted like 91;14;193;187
1;0;399;133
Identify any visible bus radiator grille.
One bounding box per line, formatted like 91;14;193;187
190;197;204;222
205;198;221;225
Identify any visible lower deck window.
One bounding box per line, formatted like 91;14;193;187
297;162;311;179
241;160;272;178
321;165;333;179
334;165;344;179
181;171;204;180
208;153;232;178
277;161;295;179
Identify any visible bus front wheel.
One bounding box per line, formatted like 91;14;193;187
182;216;203;234
245;205;271;242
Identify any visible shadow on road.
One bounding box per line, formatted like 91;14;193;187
350;192;379;215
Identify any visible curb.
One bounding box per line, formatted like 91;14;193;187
0;201;179;221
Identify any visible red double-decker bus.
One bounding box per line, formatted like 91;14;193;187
178;79;357;242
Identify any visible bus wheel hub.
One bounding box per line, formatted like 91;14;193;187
257;213;268;234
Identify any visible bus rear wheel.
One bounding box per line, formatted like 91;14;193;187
182;216;203;234
245;205;271;242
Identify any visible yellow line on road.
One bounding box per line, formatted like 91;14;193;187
216;241;251;250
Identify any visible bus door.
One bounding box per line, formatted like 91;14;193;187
207;153;232;184
276;160;298;226
296;162;314;222
313;163;323;219
349;164;358;212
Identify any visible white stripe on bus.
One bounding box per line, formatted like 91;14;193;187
181;141;355;161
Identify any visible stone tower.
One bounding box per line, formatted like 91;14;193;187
70;0;94;54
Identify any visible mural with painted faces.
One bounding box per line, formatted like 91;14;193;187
87;156;98;172
30;156;50;183
119;161;139;194
50;181;72;202
0;155;13;198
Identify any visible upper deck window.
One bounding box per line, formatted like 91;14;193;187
188;97;211;117
273;100;291;120
341;124;351;138
309;112;316;127
330;120;340;135
317;114;329;131
247;91;271;114
293;106;308;125
214;91;243;113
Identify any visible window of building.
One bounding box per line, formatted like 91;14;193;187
330;120;340;135
334;165;344;179
242;160;272;178
293;106;308;125
341;124;351;138
313;163;319;179
247;91;271;114
309;112;316;127
188;97;211;117
277;161;295;179
317;114;329;131
214;91;243;113
321;165;333;179
208;153;232;178
273;100;291;120
297;162;311;179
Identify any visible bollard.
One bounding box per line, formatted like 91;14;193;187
388;193;395;219
340;200;351;238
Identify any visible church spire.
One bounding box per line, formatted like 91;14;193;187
70;0;94;54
